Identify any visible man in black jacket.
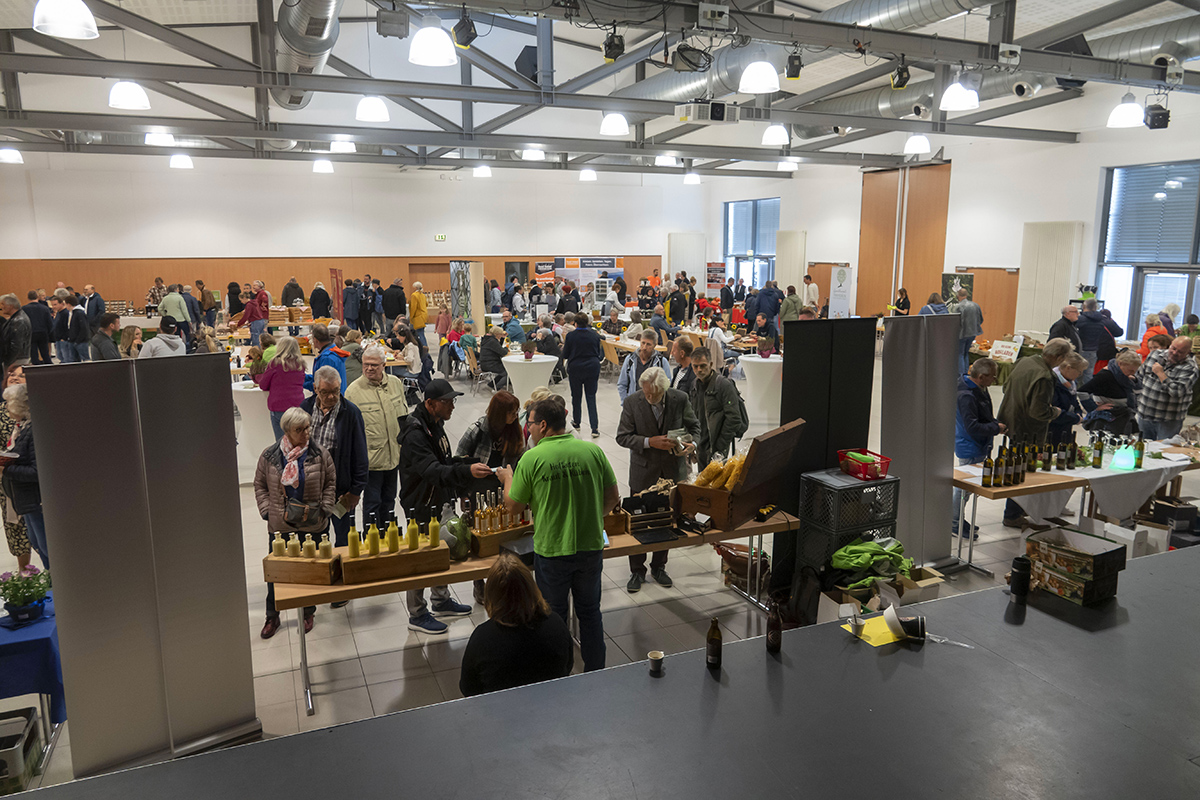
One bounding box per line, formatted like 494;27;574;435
1048;305;1082;354
281;277;304;335
399;379;492;634
81;285;106;328
22;292;54;365
720;278;735;314
0;294;31;375
89;313;122;361
1075;298;1123;376
382;278;407;332
667;282;687;325
301;366;369;552
50;291;90;363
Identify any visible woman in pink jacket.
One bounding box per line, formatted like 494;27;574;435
257;336;307;441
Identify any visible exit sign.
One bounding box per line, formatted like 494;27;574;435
434;234;446;242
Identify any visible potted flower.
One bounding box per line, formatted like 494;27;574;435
1;565;52;624
522;340;536;360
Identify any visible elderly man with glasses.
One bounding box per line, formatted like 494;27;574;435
301;365;369;553
345;345;409;530
952;357;1005;538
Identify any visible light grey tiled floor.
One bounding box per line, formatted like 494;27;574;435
5;354;1196;790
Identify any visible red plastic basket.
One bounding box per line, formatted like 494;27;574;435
837;449;892;481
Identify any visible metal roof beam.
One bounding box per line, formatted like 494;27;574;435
327;55;462;132
83;0;257;70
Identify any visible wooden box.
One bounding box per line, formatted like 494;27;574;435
604;509;631;538
471;523;533;558
674;418;805;531
340;541;450;585
263;553;342;586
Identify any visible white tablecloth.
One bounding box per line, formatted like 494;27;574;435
739;353;784;426
502;354;558;403
231;382;274;485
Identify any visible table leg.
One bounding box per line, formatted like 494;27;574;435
956;487;968;560
730;533;769;612
298;609;314;717
34;694;62;775
965;495;994;578
1079;485;1088;520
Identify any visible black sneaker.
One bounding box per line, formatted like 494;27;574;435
651;568;673;588
626;572;644;593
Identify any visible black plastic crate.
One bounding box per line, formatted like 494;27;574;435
797;518;896;570
800;468;899;531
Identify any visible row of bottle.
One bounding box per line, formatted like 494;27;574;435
347;519;439;558
272;532;333;559
472;491;528;534
982;433;1145;488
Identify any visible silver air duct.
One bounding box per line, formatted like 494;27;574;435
613;0;996;113
270;0;347;110
793;15;1200;138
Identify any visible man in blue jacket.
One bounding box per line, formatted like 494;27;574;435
304;323;348;392
1075;298;1123;376
501;309;526;344
953;357;1005;537
81;285;106;328
301;366;368;559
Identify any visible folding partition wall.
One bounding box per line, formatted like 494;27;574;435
27;354;258;778
880;314;959;566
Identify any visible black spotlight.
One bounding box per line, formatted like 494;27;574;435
1144;103;1170;129
452;8;477;49
891;63;910;89
603;31;625;63
785;54;803;80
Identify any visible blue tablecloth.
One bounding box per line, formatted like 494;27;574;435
0;593;66;724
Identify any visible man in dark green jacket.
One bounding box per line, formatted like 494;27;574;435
996;337;1074;526
688;347;743;467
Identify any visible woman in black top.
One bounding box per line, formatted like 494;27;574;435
637;280;656;311
309;282;332;319
892;288;910;316
562;312;604;437
460;552;573;697
613;277;628;308
227;282;245;317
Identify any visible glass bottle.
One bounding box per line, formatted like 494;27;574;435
1003;447;1015;486
1092;434;1103;469
982;451;994;488
706;617;722;669
348;529;360;558
429;515;440;548
271;532;285;557
318;533;333;559
386;521;400;553
1134;434;1145;469
406;516;419;551
1055;441;1067;470
997;447;1009;487
301;534;317;559
366;524;381;556
1066;437;1076;470
286;533;301;557
766;601;782;654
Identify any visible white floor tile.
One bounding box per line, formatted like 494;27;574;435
296;686;374;732
360;648;434;684
258;699;300;738
353;624;424;657
254;670;298;707
294;658;365;699
367;675;446;715
290;633;358;669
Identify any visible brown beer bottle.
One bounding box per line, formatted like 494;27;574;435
706;617;723;669
982;451;994;488
766;602;782;654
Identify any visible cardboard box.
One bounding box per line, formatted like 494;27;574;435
1032;560;1119;606
891;566;945;605
1065;517;1149;561
817;590;879;624
675;418;805;530
1152;497;1198;532
1025;527;1127;580
1131;515;1171;555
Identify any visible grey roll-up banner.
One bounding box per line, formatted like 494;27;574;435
27;355;257;777
881;313;959;565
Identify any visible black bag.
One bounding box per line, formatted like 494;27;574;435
284;498;323;527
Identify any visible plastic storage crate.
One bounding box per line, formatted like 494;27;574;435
800;468;900;531
0;707;42;796
797;519;896;570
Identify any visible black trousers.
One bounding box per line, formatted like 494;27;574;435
363;469;398;528
30;333;51;365
628;550;668;576
266;525;320;618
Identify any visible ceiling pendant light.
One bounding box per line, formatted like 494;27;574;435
32;0;99;40
0;149;24;165
409;14;458;67
473;165;492;178
903;133;931;155
599;113;629;137
579;168;597;181
1106;91;1143;128
145;132;175;147
654;155;678;168
739;57;780;95
777;161;798;172
761;124;789;146
684;172;700;185
109;81;151;110
313;159;334;174
329;140;356;154
356;96;389;122
521;149;546;161
939;73;980;111
169;154;193;170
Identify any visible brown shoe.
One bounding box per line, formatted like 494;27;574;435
303;613;315;634
261;615;281;639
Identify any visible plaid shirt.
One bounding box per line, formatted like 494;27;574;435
1135;349;1200;422
146;284;167;307
310;398;340;456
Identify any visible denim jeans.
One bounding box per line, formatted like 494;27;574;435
176;321;192;353
249;318;266;345
569;366;600;433
205;308;217;328
950;456;973;532
535;550;605;671
1137;416;1184;441
958;337;973;378
413;327;427;348
363;469;398;528
56;342;76;364
270;410;285;443
1082;349;1097;377
23;510;49;569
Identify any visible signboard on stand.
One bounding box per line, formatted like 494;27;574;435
554;257;625;288
828;264;854;319
989;340;1021;363
534;261;555;286
707;262;726;296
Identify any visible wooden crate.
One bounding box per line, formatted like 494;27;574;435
675;418;805;530
263;553;341;586
604;509;631;537
340;541;451;585
471;523;533;558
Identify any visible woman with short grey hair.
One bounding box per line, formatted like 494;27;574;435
0;383;48;568
253;405;336;639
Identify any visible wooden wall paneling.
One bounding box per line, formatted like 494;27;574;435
408;262;452;293
805;262;837;307
857;170;901;317
900;164;951;309
960;267;1020;341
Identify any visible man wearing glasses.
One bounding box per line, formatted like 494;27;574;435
399;379;493;635
497;399;620;672
345;346;408;531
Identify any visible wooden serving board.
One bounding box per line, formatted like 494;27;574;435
339;541;450;585
472;523;534;558
263;553;342;586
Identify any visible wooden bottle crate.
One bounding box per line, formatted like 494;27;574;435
471;523;534;558
263;553;342;586
340;541;451;584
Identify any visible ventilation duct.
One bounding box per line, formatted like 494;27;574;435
792;15;1200;139
612;0;996;116
270;0;346;110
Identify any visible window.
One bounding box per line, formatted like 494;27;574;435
723;197;780;285
1098;161;1200;335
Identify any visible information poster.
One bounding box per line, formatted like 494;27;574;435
828;264;854;319
534;261;556;286
989;340;1020;363
552;257;625;288
706;262;726;296
942;273;973;313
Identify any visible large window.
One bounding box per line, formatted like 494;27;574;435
724;197;780;287
1098;161;1200;337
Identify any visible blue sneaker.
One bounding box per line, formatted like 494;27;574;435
408;613;448;635
431;598;472;617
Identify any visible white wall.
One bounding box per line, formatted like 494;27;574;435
0;155;704;260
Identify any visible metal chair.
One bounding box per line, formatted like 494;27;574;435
463;348;501;395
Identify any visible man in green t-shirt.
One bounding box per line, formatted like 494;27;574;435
498;398;619;672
